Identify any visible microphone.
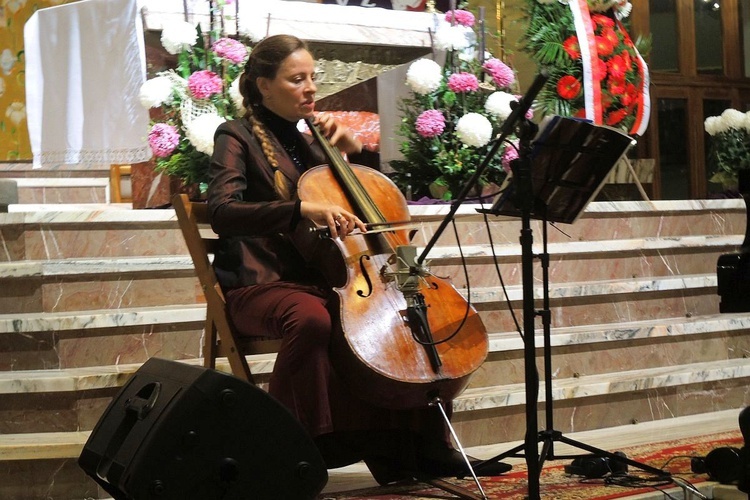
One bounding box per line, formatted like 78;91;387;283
499;67;550;137
390;245;442;373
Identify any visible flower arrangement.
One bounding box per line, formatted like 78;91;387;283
138;2;252;190
390;3;522;201
704;108;750;188
521;0;650;134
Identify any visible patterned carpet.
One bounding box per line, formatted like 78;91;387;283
320;431;744;499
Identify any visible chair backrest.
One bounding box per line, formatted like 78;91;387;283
109;164;132;203
172;193;281;385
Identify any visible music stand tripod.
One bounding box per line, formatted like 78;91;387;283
473;114;669;498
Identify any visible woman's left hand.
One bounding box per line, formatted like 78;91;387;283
314;113;363;155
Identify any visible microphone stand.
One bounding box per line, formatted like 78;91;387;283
392;71;548;499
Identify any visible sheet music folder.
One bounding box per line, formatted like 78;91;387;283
480;116;635;224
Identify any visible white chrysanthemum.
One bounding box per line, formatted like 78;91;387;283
743;111;750;132
5;102;26;125
160;20;198;55
615;1;633;19
721;108;746;131
455;113;493;148
485;91;516;120
185;113;226;155
139;76;174;109
433;25;471;51
406;59;442;95
229;77;245;116
704;116;722;136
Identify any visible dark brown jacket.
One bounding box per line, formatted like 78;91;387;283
207;117;327;290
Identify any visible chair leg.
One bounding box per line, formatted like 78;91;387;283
204;317;218;370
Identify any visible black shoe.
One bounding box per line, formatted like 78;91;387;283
416;445;512;478
364;457;413;486
463;456;513;478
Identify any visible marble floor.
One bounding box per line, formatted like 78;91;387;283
321;409;746;499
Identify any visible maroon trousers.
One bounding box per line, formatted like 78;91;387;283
225;282;450;443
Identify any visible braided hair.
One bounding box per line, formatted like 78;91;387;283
238;35;309;201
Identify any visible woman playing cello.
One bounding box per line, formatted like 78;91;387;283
207;33;510;483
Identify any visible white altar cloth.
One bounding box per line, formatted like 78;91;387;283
24;0;152;169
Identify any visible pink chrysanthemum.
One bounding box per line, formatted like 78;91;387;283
212;38;248;64
447;72;479;93
188;70;223;99
445;9;475;27
501;141;519;173
483;58;515;88
415;110;446;138
148;123;180;158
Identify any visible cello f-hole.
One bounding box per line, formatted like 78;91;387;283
357;255;373;298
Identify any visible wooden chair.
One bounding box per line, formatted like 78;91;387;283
109;164;132;203
172;193;282;385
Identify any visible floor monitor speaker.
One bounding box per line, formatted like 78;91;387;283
79;357;327;500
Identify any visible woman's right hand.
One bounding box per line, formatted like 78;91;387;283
300;201;367;240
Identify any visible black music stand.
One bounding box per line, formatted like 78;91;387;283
474;116;669;499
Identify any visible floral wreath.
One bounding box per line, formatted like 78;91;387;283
522;0;650;135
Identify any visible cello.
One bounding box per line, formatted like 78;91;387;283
294;118;489;409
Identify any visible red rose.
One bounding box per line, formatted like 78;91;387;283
557;75;582;100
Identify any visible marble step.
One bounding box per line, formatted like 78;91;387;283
0;268;725;333
428;234;741;288
0;305;206;370
0;357;746;461
10;178;110;205
0;207;184;260
430;234;742;262
470;272;725;333
0;230;731;313
455;356;750;413
409;199;747;246
1;311;747;395
0;255;201;313
1;199;745;260
0;255;194;277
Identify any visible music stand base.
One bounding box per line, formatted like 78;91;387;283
476;429;668;480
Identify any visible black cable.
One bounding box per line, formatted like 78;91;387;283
409;219;471;347
658;454;698;470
